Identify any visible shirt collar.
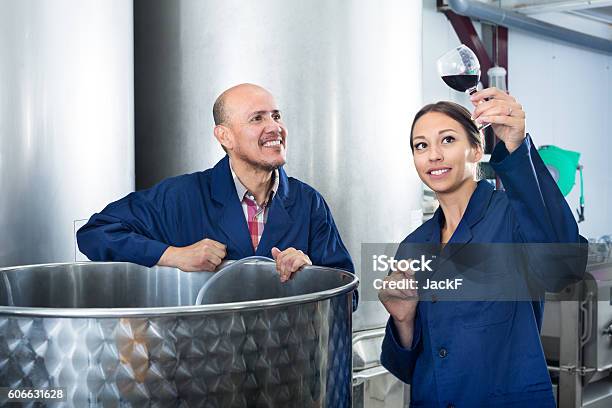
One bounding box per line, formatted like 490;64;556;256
229;159;279;205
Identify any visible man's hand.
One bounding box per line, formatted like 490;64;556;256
271;247;312;282
158;238;226;272
470;87;526;153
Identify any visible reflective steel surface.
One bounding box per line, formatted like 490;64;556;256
133;0;424;331
0;261;358;406
0;0;135;268
352;328;410;407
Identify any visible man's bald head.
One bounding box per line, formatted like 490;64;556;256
212;83;272;126
212;83;287;170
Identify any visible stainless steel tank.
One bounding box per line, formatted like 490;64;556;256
0;0;134;267
541;244;612;408
0;259;359;407
133;0;424;331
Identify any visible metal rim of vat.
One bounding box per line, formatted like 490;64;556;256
0;261;359;318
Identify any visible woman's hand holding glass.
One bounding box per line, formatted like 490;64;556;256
470;87;526;153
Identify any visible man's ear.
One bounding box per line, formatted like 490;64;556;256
214;125;232;151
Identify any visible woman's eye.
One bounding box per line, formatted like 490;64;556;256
442;136;455;144
414;142;426;150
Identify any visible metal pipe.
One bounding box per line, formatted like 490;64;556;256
447;0;612;54
513;0;612;15
352;328;386;345
352;366;390;386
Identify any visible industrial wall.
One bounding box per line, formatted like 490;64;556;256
133;0;425;331
422;0;612;239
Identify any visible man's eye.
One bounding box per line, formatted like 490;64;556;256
273;113;281;121
251;115;262;122
442;136;455;144
414;142;426;150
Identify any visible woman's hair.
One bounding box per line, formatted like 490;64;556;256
409;101;483;152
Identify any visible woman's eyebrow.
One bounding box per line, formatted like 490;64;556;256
413;129;457;140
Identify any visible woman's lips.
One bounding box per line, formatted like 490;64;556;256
427;167;451;179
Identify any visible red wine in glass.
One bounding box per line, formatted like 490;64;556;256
441;74;479;93
437;45;490;129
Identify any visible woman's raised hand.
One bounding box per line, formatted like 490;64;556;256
470;87;526;153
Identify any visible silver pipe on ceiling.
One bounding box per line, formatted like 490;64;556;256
447;0;612;54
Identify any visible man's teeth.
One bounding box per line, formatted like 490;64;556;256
431;169;449;175
263;140;281;147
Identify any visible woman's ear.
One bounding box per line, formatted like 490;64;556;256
471;145;484;163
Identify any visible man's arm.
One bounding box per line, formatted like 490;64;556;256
77;175;227;270
77;188;174;267
306;191;357;309
307;191;354;273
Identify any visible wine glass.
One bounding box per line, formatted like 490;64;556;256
437;44;489;129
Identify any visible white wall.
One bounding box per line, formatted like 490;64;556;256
509;30;611;239
422;1;481;107
422;0;612;239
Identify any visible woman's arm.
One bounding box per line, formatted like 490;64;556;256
471;88;582;244
489;135;581;243
380;312;422;384
471;88;587;292
378;247;422;384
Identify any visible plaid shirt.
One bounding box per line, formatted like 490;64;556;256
231;163;279;250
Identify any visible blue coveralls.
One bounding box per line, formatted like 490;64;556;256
77;155;354;274
381;135;587;407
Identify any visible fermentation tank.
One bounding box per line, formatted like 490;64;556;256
133;0;424;333
0;0;135;267
0;259;358;406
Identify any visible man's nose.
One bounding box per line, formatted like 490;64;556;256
263;117;283;134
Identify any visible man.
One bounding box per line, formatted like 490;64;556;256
77;83;353;282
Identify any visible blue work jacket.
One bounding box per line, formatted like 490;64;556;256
381;135;587;407
77;156;354;275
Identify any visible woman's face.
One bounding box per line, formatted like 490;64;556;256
411;111;482;194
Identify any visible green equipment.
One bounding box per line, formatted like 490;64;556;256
538;145;584;222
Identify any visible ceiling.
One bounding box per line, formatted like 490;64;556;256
568;5;612;25
487;0;612;23
483;0;612;39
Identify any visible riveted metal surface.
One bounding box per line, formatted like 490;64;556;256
0;262;357;407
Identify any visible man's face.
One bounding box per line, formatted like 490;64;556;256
222;86;287;171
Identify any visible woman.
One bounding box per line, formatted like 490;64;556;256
379;88;586;407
